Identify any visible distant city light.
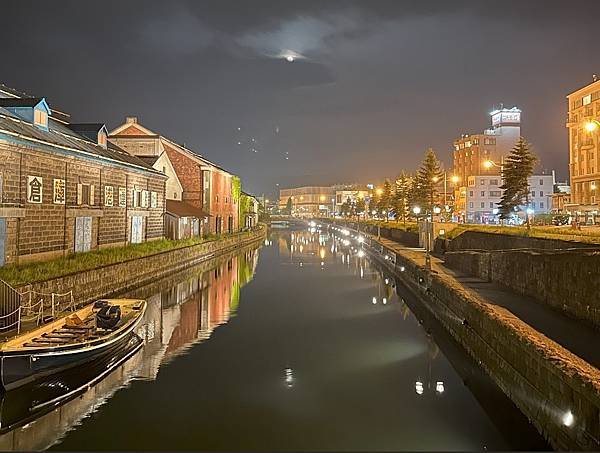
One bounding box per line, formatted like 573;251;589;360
372;297;377;304
357;235;365;243
436;381;445;394
357;250;365;258
413;206;421;215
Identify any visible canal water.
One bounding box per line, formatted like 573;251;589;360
0;226;547;451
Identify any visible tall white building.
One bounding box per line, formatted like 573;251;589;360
465;174;554;224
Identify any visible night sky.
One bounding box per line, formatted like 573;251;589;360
2;0;599;197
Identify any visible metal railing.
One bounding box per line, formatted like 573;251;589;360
0;279;22;333
0;279;75;335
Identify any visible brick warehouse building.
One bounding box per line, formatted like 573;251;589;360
109;117;239;235
0;93;167;266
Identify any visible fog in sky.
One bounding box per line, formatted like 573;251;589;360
2;0;599;197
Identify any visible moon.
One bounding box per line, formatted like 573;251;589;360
286;55;294;62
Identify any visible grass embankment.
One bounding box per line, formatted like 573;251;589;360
346;218;600;245
443;224;600;244
0;234;224;287
355;220;419;233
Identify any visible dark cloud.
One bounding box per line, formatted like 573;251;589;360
1;0;597;196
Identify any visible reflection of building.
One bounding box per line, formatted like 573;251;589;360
464;175;553;223
566;78;600;219
279;186;335;217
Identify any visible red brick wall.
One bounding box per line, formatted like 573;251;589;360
163;143;202;208
210;171;238;233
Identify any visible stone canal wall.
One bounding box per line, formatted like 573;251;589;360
17;225;266;307
444;230;600;252
342;221;420;248
445;249;600;328
332;222;600;451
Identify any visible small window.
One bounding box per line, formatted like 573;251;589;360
34;109;48;128
540;202;544;209
539;179;544;185
469;191;473;197
531;191;536;197
532;202;536;208
583;94;592;105
481;191;485;197
133;189;142;207
480;202;485;208
490;179;499;185
539;191;544;197
77;183;94;205
98;132;107;147
489;202;494;208
469;202;473;208
480;179;486;185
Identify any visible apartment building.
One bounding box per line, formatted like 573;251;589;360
465;174;553;224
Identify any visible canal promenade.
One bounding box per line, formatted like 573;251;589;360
331;221;600;451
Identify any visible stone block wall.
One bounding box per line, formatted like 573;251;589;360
17;225;266;308
363;231;600;451
445;249;600;327
0;140;167;264
447;230;599;251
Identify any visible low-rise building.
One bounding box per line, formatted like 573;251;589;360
0;95;166;265
465;174;553;223
279;186;335;217
334;186;369;215
109;117;239;236
240;192;259;229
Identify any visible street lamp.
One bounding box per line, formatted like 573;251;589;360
585;119;600;132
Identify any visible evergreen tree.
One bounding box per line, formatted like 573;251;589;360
377;179;393;221
498;137;537;228
393;171;412;226
285;197;292;215
355;196;366;217
414;148;443;214
369;192;380;217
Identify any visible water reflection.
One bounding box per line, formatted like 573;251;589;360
0;245;260;451
0;227;547;451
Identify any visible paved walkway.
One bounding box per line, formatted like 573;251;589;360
373;234;600;369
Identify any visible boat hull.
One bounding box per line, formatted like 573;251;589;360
0;301;146;392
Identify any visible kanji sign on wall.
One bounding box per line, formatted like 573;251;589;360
105;185;114;207
53;178;65;204
27;176;43;203
118;187;127;207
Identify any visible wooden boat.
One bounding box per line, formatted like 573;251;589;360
0;299;146;391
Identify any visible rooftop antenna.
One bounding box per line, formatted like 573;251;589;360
594;74;598;82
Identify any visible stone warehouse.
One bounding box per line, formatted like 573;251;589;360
0;95;167;265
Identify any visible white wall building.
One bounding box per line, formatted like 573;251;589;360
465;174;554;223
